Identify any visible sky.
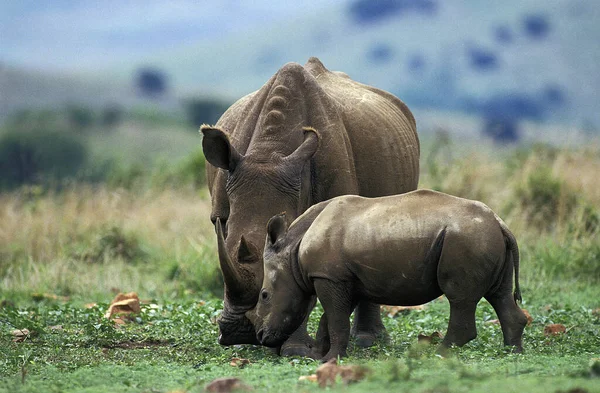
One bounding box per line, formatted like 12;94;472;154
0;0;344;72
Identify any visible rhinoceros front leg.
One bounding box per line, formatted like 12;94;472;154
351;301;387;348
314;278;355;361
279;296;317;357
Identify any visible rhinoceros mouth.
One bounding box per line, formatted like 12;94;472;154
257;327;289;348
217;309;259;346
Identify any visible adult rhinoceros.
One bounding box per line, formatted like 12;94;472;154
201;57;419;355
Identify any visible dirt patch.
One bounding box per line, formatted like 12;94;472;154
103;339;173;350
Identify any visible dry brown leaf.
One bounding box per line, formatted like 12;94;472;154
12;328;30;342
104;292;141;321
592;308;600;317
544;323;566;336
229;357;250;368
417;331;444;345
204;377;253;392
522;309;533;326
84;303;97;309
315;358;370;388
198;300;206;306
48;325;63;331
298;374;318;383
382;304;425;317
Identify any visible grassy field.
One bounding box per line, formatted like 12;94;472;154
1;129;599;392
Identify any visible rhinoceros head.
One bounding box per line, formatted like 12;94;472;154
246;213;312;347
201;126;319;346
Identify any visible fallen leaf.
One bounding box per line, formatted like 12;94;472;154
485;319;500;325
84;303;97;309
298;374;318;383
204;377;252;392
417;331;444;345
229;357;250;368
104;292;141;321
382;304;425;317
592;308;600;317
544;323;566;336
522;309;533;326
48;325;63;331
315;358;370;388
12;328;30;342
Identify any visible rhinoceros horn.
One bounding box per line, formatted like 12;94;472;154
237;236;260;264
215;219;244;295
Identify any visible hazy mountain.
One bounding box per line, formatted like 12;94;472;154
2;0;599;131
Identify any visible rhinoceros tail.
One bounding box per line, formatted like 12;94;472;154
495;214;522;304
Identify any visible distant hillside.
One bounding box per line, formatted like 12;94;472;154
134;0;599;128
0;64;180;119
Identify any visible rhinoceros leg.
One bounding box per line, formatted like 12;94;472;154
314;278;356;361
350;301;387;348
441;300;478;349
485;293;527;352
279;296;317;357
314;312;331;358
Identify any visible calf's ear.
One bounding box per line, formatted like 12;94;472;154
201;125;242;171
266;213;288;246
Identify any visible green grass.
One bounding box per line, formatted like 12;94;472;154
1;276;599;392
1;128;599;392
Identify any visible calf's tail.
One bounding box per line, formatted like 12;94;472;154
495;214;522;303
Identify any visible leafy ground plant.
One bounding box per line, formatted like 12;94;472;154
1;280;599;393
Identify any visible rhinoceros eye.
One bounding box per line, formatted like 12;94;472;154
260;289;270;303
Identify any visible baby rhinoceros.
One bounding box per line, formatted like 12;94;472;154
246;190;528;361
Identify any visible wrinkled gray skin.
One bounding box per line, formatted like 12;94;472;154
201;57;419;354
248;190;528;361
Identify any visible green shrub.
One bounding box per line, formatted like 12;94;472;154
171;148;206;188
182;98;230;128
66;105;95;130
525;238;600;282
515;166;577;230
0;128;88;189
100;105;124;128
71;225;146;264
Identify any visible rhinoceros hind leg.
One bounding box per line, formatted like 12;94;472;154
442;300;478;348
350;301;387;348
485;293;527;352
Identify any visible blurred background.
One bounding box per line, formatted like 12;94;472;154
1;0;599;301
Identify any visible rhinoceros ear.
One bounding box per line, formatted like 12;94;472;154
284;127;320;166
266;213;288;246
201;125;242;172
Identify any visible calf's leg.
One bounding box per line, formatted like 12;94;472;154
441;300;478;350
485;293;527;352
314;278;355;361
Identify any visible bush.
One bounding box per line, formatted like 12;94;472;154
515;166;577;230
66;105;95;130
136;67;168;98
183;98;230;128
71;225;146;264
0;129;88;189
100;105;124;128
